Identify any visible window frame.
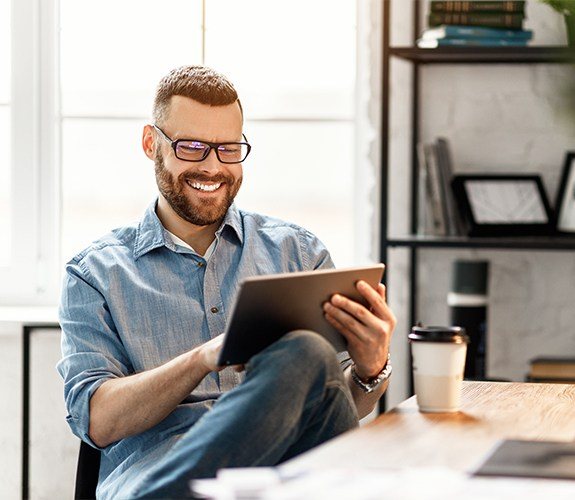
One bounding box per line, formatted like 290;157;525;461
0;0;60;305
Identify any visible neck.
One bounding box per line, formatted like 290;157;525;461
156;197;221;256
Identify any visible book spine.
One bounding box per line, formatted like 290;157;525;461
423;143;447;236
440;26;532;39
429;12;524;29
433;37;528;47
435;138;464;236
431;1;525;14
416;143;433;235
525;376;575;384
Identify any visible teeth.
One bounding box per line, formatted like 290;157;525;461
189;181;222;192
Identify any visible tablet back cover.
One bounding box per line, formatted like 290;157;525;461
217;265;384;366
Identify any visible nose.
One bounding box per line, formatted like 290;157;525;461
198;147;222;173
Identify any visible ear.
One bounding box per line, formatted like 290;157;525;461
142;124;157;161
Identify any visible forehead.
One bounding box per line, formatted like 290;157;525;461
164;96;243;141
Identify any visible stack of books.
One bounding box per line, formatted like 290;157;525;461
526;357;575;384
418;1;533;48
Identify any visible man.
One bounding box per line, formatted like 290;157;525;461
58;66;396;499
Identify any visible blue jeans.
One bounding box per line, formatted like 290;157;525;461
128;330;359;499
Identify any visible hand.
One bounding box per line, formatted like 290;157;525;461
323;280;396;380
196;334;245;374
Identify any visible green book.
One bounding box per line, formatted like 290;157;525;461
431;1;525;14
429;12;524;29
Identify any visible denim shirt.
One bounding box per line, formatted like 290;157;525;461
57;200;333;496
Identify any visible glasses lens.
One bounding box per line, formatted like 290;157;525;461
175;140;209;161
216;143;250;163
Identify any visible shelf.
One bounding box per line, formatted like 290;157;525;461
389;46;575;64
385;235;575;251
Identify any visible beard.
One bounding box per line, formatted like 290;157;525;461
154;149;242;227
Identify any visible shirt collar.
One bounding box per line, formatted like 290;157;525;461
133;199;243;260
217;203;244;244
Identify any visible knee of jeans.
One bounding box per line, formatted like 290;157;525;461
276;330;340;376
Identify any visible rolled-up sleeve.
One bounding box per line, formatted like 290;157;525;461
57;259;133;449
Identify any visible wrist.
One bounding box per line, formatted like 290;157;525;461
350;353;392;394
190;346;213;378
354;352;390;382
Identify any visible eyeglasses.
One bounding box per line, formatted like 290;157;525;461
153;125;251;164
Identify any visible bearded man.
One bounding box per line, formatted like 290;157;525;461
58;66;396;499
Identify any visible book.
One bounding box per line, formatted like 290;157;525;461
474;439;575;480
435;138;464;236
429;12;524;29
416;143;434;235
421;25;533;40
431;1;525;14
422;143;448;236
526;376;575;384
529;357;575;379
417;37;529;48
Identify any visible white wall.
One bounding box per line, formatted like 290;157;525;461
384;0;575;407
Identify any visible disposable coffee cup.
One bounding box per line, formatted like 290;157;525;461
408;326;470;413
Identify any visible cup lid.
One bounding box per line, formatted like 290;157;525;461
408;326;469;344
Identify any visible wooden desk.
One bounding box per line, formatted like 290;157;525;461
284;381;575;474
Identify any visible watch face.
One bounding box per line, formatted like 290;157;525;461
464;180;547;224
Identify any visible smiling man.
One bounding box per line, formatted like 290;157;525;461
58;66;396;499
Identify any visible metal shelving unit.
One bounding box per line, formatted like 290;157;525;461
380;2;575;388
386;235;575;251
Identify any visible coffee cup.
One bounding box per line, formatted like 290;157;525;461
408;326;470;413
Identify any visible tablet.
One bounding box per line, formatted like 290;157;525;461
217;264;385;366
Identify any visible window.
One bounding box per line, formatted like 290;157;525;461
205;0;356;265
60;0;204;260
3;0;358;305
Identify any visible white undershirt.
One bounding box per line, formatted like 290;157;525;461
165;230;217;261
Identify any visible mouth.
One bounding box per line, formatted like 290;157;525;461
186;180;223;193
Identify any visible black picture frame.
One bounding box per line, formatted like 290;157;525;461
554;152;575;234
451;174;554;237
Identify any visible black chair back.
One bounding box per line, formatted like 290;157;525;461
74;440;101;500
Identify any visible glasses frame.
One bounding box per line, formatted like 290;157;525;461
153;125;251;164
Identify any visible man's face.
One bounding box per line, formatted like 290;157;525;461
153;96;244;227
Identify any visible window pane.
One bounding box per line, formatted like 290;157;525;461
60;0;203;117
205;0;356;119
0;0;9;103
61;119;158;261
0;106;10;266
236;121;354;266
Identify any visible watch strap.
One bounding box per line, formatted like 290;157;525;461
350;353;392;393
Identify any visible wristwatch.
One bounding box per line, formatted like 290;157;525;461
350;353;392;393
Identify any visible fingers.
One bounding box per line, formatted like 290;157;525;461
322;281;396;345
324;296;375;339
326;282;393;327
356;281;394;321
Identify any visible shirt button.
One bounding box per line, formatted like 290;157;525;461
210;307;219;314
197;261;205;268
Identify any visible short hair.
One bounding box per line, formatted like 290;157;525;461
152;65;243;125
